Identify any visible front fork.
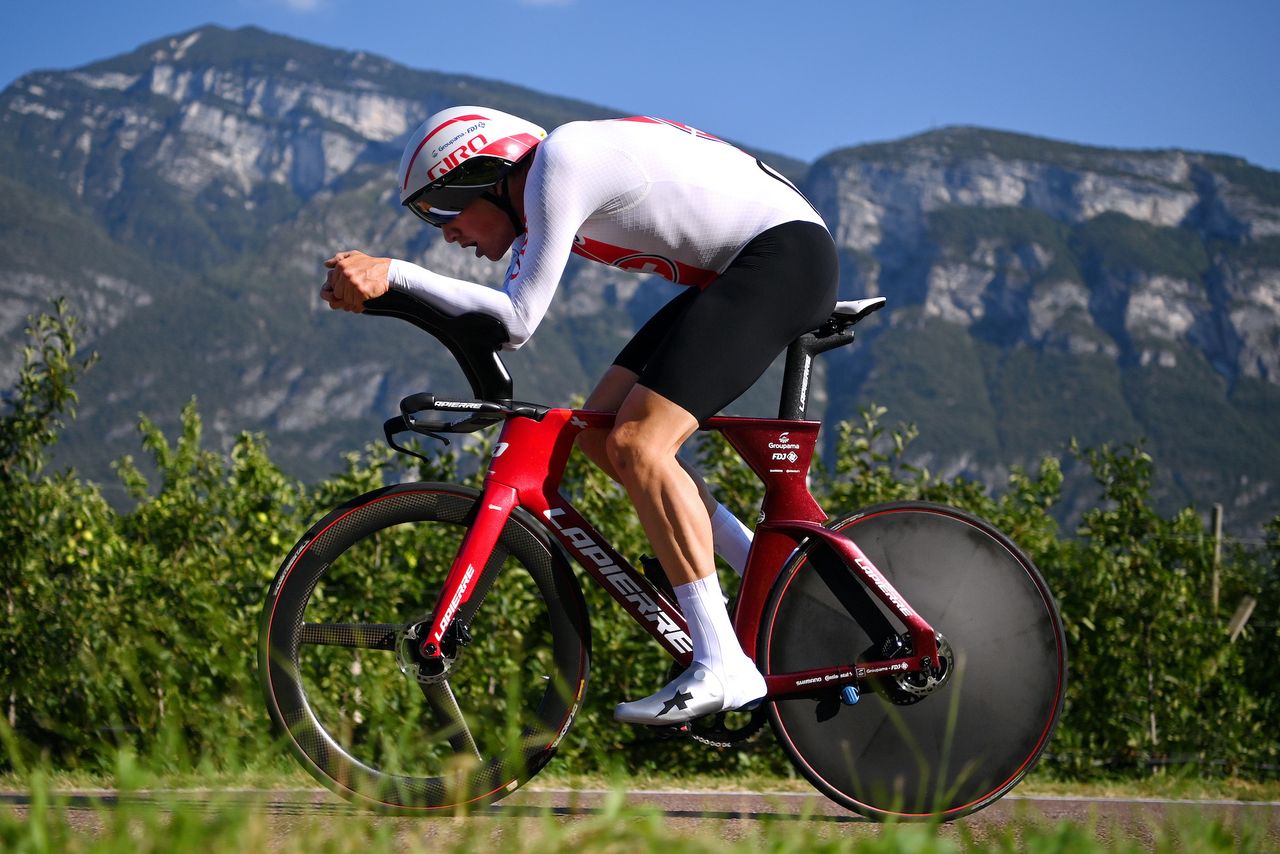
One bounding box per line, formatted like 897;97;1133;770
413;483;520;662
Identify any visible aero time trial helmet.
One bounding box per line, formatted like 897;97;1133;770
398;106;546;227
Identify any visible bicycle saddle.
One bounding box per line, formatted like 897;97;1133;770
830;297;887;327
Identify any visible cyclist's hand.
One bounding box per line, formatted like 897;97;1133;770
322;250;391;313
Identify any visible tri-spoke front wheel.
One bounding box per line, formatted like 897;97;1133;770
259;483;590;812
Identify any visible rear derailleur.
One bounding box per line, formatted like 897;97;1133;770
859;632;954;706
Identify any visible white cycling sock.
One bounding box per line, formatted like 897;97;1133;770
710;503;753;576
674;574;766;709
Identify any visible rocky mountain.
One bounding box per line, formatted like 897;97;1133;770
1;25;1277;532
808;131;1280;526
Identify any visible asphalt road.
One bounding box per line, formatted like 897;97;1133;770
5;787;1278;847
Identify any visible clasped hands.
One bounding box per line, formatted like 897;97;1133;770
321;250;391;313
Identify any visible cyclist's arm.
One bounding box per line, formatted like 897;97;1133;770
491;131;618;345
388;255;534;347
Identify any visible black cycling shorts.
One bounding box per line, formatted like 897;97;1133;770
613;220;838;422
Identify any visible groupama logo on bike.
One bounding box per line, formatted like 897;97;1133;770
769;432;801;464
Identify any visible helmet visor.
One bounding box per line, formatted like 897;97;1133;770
406;199;462;227
403;156;512;227
404;183;485;227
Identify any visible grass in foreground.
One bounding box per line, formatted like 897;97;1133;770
1;757;1276;854
527;767;1280;803
2;788;1269;854
2;783;1275;854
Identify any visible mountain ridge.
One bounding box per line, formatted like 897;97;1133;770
1;24;1277;532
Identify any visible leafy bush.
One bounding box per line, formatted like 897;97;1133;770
1048;442;1270;776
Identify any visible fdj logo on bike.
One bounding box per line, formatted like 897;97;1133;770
769;431;801;464
543;507;693;654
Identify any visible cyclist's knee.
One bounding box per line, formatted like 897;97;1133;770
607;387;696;483
604;421;666;482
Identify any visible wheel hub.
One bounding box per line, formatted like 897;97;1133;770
888;633;954;704
395;619;454;684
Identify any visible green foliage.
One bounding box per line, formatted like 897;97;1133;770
1045;441;1271;776
90;407;302;767
1;300;106;761
1;303;300;769
3;304;1278;786
0;299;96;483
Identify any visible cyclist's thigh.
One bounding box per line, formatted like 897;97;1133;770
585;364;640;412
639;220;838;422
612;286;699;377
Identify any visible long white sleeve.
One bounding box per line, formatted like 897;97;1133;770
387;255;534;348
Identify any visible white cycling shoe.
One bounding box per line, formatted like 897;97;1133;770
614;662;767;725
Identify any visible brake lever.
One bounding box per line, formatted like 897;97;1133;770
382;416;450;467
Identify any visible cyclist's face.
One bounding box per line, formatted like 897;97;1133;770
441;197;516;262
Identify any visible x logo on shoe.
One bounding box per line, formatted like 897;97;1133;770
658;688;694;717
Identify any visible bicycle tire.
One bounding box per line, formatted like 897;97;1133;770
760;501;1066;821
259;482;590;812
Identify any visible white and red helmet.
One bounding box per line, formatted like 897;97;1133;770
398;106;546;227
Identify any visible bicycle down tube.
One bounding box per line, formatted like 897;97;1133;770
417;406;695;666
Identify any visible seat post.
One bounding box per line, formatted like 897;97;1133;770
778;324;860;421
778;333;818;421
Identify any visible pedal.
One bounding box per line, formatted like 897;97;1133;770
643;721;692;740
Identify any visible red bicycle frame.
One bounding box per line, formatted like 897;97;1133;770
416;405;941;701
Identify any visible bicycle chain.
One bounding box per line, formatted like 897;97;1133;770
687;706;769;748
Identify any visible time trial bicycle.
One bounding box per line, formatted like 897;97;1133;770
258;290;1066;821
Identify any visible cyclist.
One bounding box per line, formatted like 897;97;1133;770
321;106;838;724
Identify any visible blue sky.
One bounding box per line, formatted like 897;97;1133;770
4;0;1278;169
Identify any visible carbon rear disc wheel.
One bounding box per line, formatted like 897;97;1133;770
761;502;1066;821
259;483;590;812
